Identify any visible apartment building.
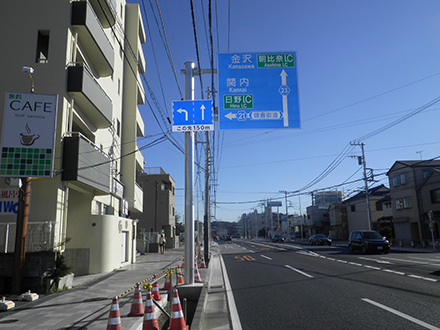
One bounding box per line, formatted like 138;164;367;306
0;0;146;277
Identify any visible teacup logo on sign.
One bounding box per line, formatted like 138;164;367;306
20;123;40;146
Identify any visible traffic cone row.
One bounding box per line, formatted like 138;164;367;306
128;283;144;317
161;273;171;291
177;267;184;284
107;297;122;330
168;288;188;330
143;289;160;330
180;255;185;268
151;276;162;301
199;254;206;268
194;264;202;282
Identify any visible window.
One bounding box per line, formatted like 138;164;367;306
116;119;121;137
431;189;440;204
376;201;383;211
350;205;356;212
92;201;102;215
36;30;50;63
395;197;411;210
392;173;408;187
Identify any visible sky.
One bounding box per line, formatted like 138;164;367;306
131;0;440;222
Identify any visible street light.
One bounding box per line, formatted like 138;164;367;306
22;66;35;93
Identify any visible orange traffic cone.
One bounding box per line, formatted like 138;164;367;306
161;274;171;291
128;283;144;317
194;265;202;282
180;256;185;268
199;254;206;268
177;267;184;284
168;288;188;330
151;276;162;301
143;289;160;330
107;296;122;330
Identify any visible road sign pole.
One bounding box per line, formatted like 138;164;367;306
184;61;195;285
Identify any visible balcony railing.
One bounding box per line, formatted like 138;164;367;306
88;0;116;28
67;63;113;128
62;132;111;194
71;0;114;77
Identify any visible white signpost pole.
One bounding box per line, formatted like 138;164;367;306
183;61;195;285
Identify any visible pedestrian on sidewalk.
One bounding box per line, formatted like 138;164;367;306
159;234;166;254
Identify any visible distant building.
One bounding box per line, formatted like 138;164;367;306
387;160;440;244
344;184;390;233
328;203;348;239
132;167;177;249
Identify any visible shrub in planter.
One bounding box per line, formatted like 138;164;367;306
46;252;73;292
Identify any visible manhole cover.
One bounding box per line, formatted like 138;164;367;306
0;319;19;324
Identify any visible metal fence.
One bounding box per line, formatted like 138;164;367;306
0;221;57;253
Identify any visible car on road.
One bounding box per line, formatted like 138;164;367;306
348;230;390;254
225;235;232;241
272;235;285;243
308;234;332;246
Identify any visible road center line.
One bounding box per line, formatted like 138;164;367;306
261;255;272;260
362;298;440;330
285;265;314;278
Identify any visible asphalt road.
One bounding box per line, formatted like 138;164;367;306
219;239;440;330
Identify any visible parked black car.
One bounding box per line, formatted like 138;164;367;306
348;230;390;254
272;235;285;243
308;234;332;246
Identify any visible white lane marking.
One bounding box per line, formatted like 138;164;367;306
220;254;243;330
362;298;440;330
364;265;381;270
285;265;314;278
382;269;405;275
407;274;437;282
261;255;272;260
358;257;392;264
348;262;363;267
248;241;287;251
382;256;440;267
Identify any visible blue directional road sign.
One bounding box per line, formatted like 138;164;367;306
218;52;300;130
172;100;214;132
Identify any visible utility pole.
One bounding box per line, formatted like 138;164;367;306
279;190;289;233
12;66;35;293
350;142;372;230
203;89;212;265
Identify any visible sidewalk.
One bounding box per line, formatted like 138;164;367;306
0;242;233;329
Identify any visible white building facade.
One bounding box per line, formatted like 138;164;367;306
0;0;146;275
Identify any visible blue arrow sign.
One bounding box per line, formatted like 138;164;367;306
218;52;300;130
172;100;214;132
